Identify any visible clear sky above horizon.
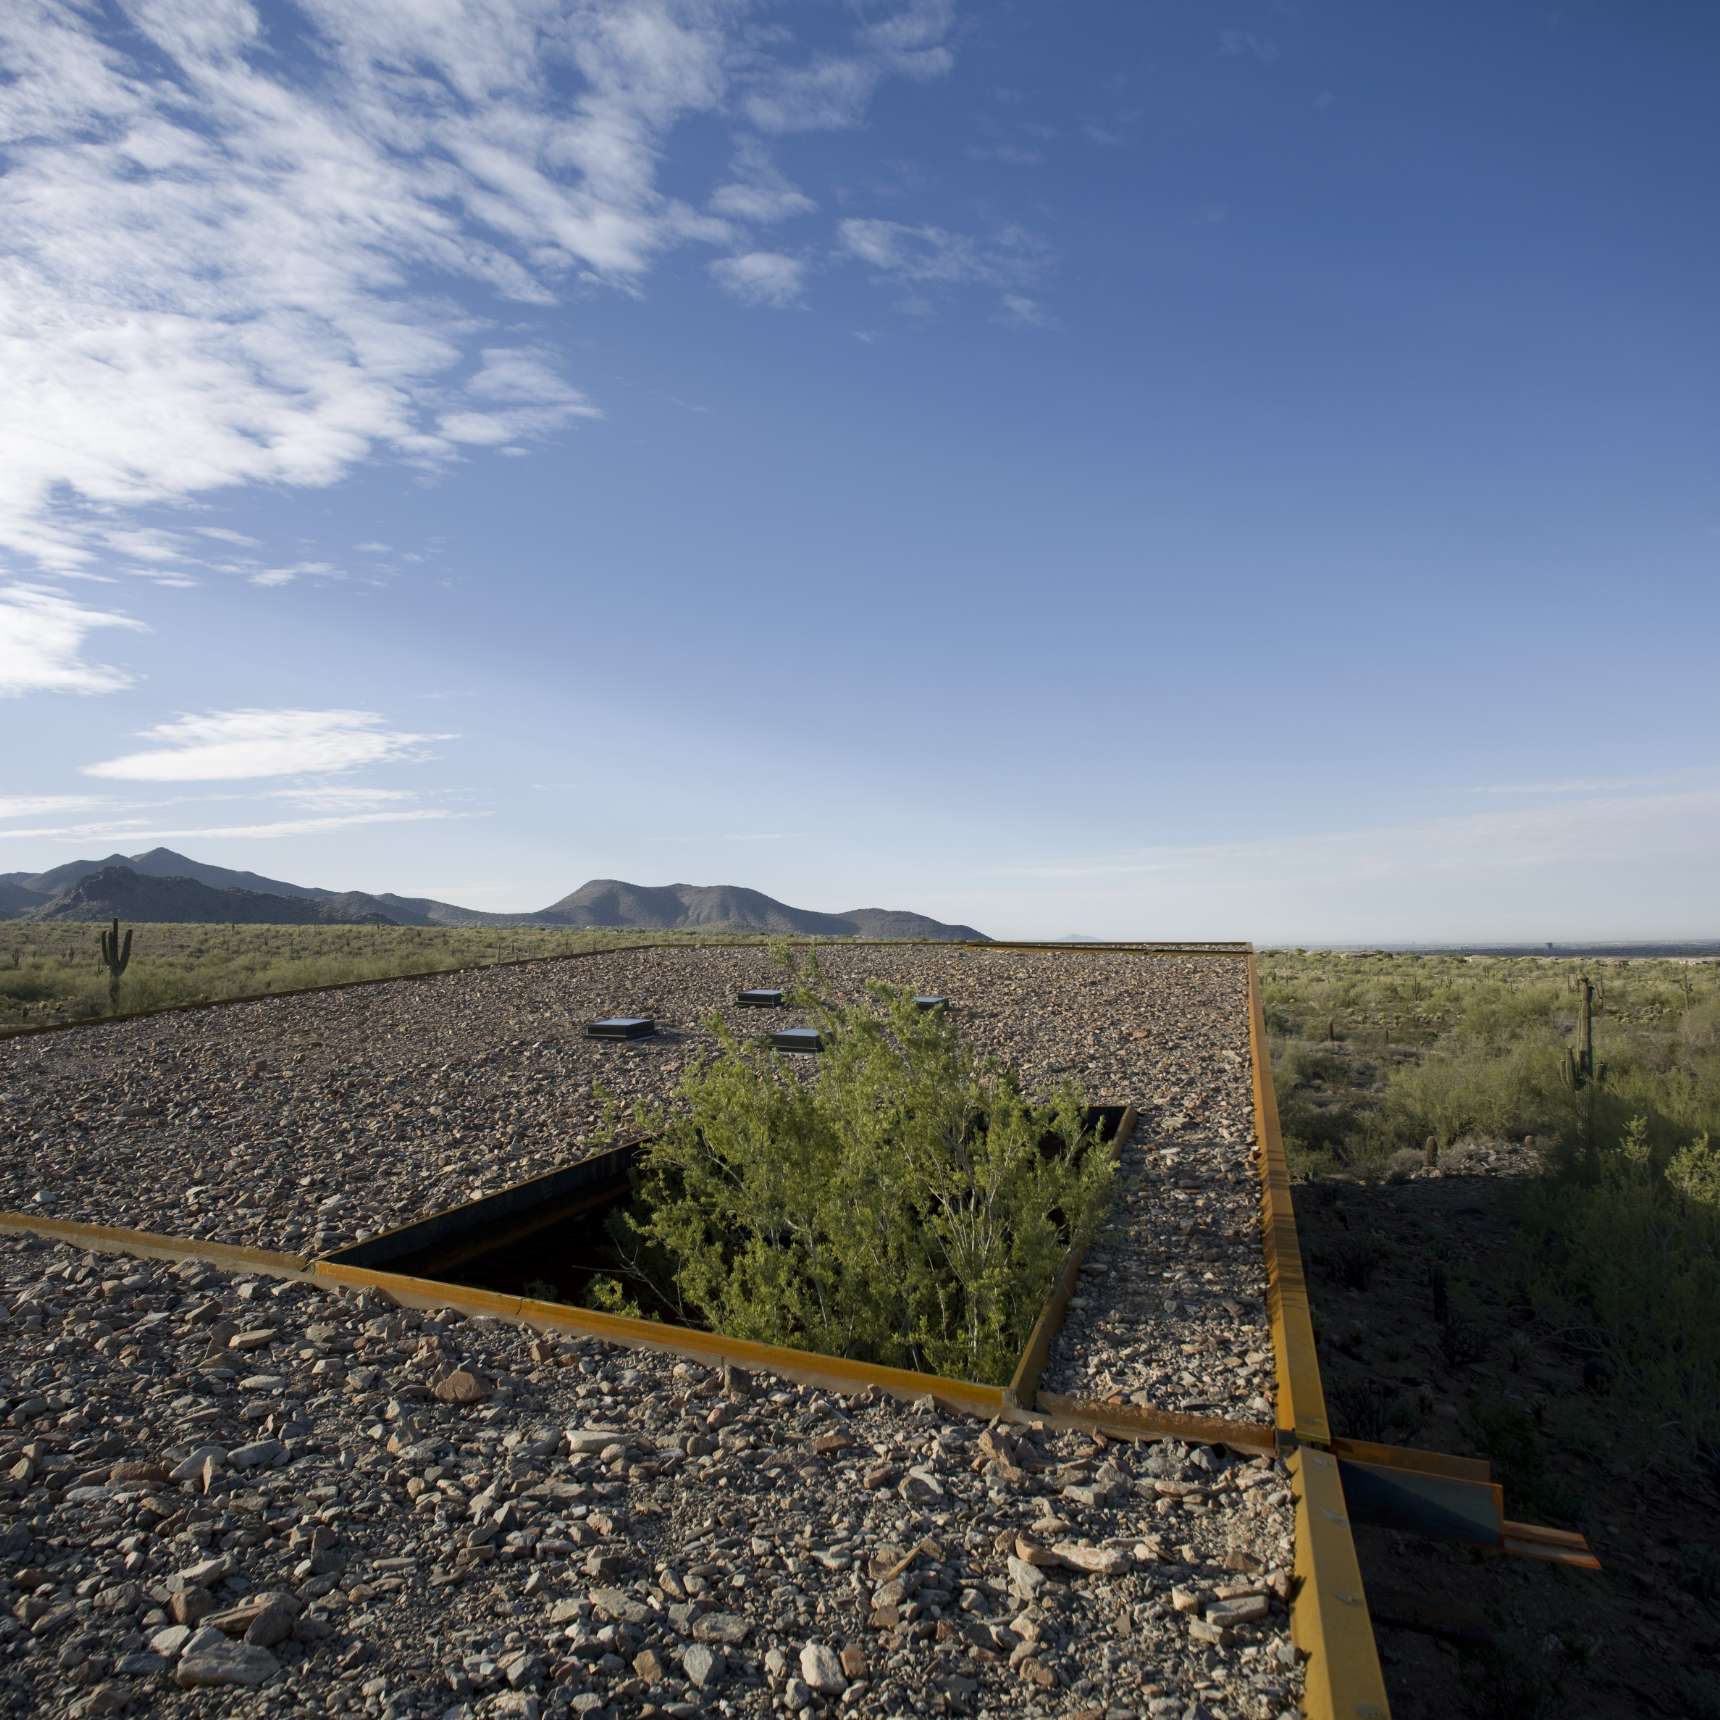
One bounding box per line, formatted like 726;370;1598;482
2;1;1716;942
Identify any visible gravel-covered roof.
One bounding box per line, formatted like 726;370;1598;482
0;1231;1303;1720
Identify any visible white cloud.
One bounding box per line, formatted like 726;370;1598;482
0;1;958;581
0;795;108;820
986;784;1720;941
709;251;807;307
741;0;956;132
709;138;816;224
83;709;452;782
0;587;148;697
995;293;1050;328
1011;787;1720;886
265;784;420;812
0;809;466;841
837;218;1050;291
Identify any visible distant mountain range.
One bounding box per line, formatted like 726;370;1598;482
0;848;989;941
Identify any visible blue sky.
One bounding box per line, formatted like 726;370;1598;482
2;0;1716;941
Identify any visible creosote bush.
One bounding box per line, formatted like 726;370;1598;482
596;977;1114;1385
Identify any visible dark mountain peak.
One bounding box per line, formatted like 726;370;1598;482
3;851;988;939
539;878;985;940
30;865;398;927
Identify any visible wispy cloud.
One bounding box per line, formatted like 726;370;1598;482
995;293;1053;329
1468;778;1653;796
0;809;468;842
83;710;452;782
0;1;960;585
839;216;1048;278
0;795;108;821
709;140;817;224
1010;785;1720;886
1218;28;1279;65
741;0;956;132
838;218;1052;320
0;587;148;697
710;251;808;307
265;784;423;813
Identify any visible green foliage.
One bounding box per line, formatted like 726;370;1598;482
1260;950;1720;1176
1524;1116;1720;1468
1667;1134;1720;1210
1263;950;1720;1469
614;981;1113;1385
0;921;773;1033
583;1275;644;1319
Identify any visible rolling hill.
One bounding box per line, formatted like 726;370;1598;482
27;866;397;926
1;849;988;940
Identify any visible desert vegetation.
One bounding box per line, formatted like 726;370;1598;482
1262;949;1720;1469
0;920;765;1033
588;976;1114;1385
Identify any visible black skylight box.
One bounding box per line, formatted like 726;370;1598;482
913;995;948;1012
769;1027;823;1053
587;1017;656;1041
737;988;786;1007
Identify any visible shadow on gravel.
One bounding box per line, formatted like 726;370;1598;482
1296;1170;1720;1720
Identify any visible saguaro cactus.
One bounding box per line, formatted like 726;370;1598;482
1560;974;1604;1091
99;916;132;1014
1560;974;1605;1158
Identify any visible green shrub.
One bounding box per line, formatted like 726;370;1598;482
1525;1118;1720;1469
610;980;1113;1385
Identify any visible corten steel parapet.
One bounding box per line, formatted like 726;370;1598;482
1244;955;1392;1719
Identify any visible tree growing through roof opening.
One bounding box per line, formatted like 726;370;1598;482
593;973;1115;1385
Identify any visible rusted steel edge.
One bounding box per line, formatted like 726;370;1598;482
1005;1103;1139;1410
1245;953;1330;1447
1290;1446;1391;1720
1;1207;1295;1460
1327;1436;1490;1484
1;938;1252;1042
1336;1436;1599;1568
1034;1392;1276;1457
0;1210;309;1277
1500;1521;1602;1570
1246;957;1389;1717
314;1259;1008;1416
318;1139;645;1267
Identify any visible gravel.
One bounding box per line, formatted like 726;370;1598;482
0;1231;1303;1719
0;946;1300;1713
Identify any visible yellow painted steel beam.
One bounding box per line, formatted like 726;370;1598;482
313;1260;1010;1417
1005;1104;1138;1409
0;1210;309;1276
1289;1445;1392;1720
1246;953;1331;1447
1500;1521;1602;1570
1034;1391;1277;1457
1328;1435;1490;1484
